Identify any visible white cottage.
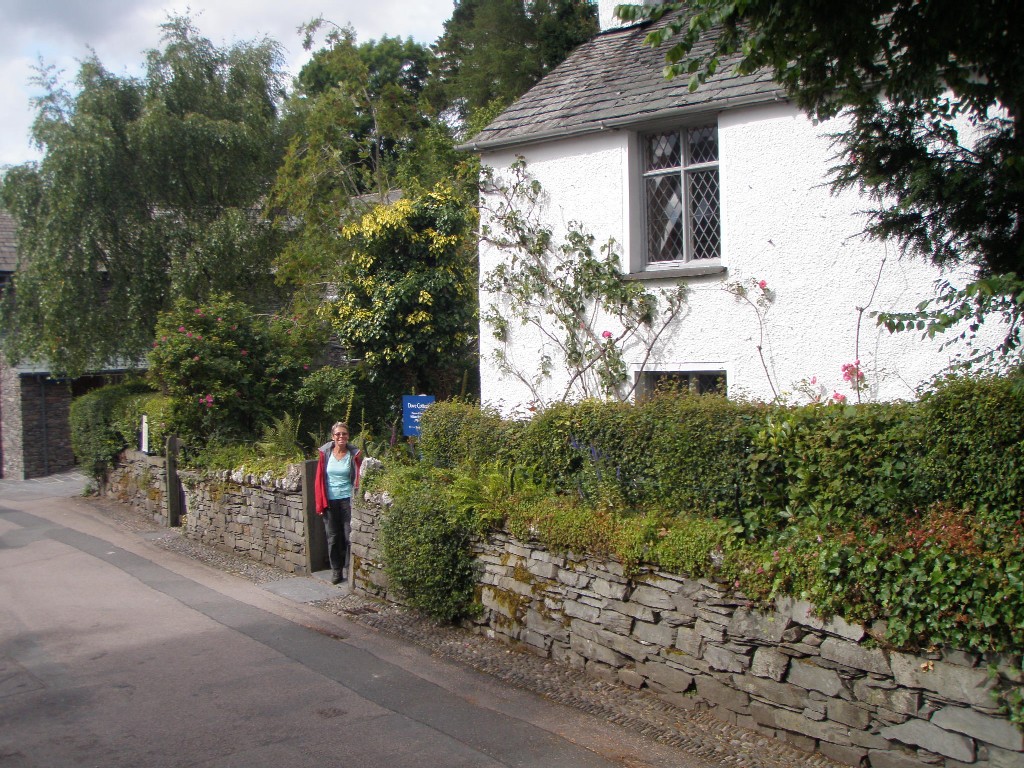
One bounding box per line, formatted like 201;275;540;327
464;2;993;415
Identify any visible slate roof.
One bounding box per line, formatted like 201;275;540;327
0;208;19;273
460;14;785;153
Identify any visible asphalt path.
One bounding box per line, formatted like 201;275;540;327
0;475;712;768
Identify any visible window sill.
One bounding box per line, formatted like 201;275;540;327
626;264;727;281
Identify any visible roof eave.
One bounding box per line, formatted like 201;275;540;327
456;90;788;154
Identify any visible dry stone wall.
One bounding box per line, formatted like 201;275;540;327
351;496;1023;768
178;466;309;574
104;450;170;526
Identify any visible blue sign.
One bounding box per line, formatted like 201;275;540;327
402;395;435;437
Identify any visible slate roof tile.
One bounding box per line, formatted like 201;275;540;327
462;13;783;152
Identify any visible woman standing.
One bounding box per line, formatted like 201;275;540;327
314;422;364;584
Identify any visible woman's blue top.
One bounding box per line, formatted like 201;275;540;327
326;451;353;500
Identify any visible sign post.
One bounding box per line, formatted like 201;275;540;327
402;395;435;437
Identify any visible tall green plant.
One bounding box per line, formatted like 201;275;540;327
69;382;153;478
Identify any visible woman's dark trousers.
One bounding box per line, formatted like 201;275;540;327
324;497;352;579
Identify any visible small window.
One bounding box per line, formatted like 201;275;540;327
642;125;721;266
636;370;727;400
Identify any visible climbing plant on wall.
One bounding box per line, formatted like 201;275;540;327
480;158;689;406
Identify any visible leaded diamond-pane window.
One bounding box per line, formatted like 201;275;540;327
643;125;721;265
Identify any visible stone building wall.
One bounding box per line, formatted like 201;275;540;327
178;466;309;575
350;496;1024;768
0;364;75;480
0;362;20;478
104;449;170;526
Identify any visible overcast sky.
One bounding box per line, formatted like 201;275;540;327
0;0;455;167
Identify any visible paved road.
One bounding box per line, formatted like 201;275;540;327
0;476;710;768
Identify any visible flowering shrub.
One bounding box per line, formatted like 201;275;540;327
319;183;477;397
148;294;324;444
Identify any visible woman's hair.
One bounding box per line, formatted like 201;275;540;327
331;422;350;435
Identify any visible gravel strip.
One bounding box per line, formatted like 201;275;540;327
90;496;841;768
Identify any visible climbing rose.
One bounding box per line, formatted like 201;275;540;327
602;330;612;339
758;280;767;290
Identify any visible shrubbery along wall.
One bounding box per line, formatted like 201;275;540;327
351;496;1023;768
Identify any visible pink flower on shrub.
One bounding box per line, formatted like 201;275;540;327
186;332;193;338
841;360;865;383
178;326;186;332
810;376;817;384
196;335;202;341
192;355;199;361
152;341;159;347
602;330;612;339
241;349;248;356
303;364;309;370
194;308;203;315
758;279;767;290
832;391;847;403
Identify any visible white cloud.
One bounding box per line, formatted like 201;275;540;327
0;0;454;167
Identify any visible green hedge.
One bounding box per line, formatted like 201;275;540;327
419;400;520;469
380;376;1024;660
69;382;156;478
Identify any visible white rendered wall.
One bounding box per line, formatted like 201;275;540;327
478;103;995;415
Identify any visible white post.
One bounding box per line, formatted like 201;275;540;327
141;415;150;454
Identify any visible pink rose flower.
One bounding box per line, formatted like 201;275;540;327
241;349;248;356
833;392;847;403
178;326;186;332
602;330;612;339
758;280;767;290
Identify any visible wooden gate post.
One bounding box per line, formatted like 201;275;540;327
302;458;328;574
165;435;182;527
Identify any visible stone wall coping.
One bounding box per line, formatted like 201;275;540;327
121;449;167;467
178;464;303;492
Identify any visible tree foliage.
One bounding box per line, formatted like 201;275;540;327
317;183;477;397
0;16;287;376
267;24;469;315
432;0;598;120
617;0;1024;366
